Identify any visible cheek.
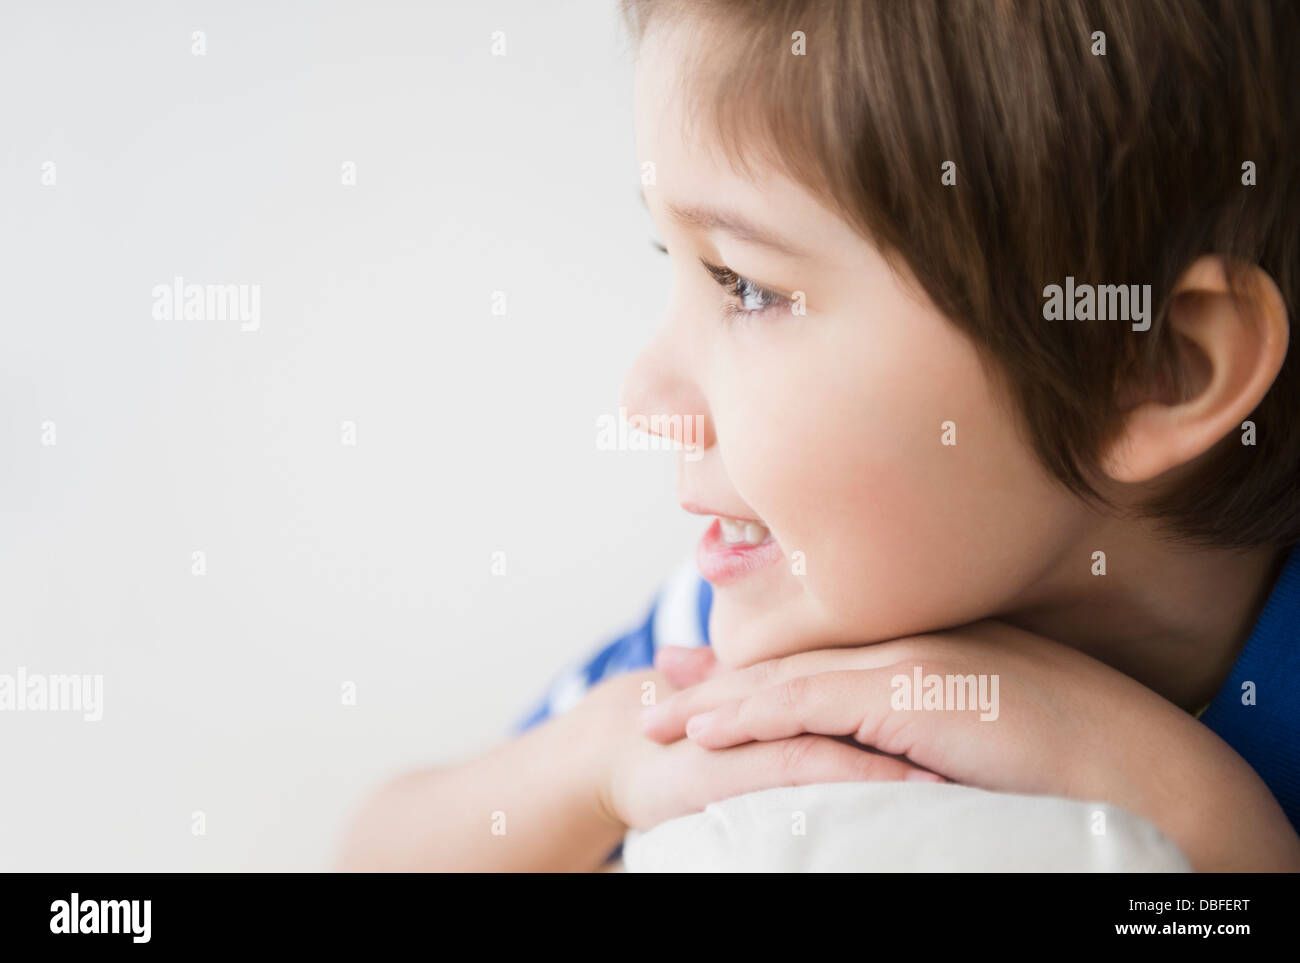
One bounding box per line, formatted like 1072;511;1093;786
711;309;1071;641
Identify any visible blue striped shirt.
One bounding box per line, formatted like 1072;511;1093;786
510;560;713;734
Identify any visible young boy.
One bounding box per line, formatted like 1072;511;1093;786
339;0;1300;872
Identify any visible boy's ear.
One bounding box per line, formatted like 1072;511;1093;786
1099;256;1289;484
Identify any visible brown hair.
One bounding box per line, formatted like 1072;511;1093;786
622;0;1300;548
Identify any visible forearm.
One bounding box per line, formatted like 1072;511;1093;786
336;709;625;872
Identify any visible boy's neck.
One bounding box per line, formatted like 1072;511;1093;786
1001;527;1287;713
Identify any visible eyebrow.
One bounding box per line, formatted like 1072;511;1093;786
639;188;807;258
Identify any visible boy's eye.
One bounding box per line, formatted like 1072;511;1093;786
648;240;791;321
698;258;789;321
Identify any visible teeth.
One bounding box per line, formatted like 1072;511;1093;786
718;517;770;546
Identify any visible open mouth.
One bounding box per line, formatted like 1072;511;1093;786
696;516;782;585
716;516;772;547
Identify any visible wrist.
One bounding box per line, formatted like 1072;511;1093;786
563;686;632;836
575;669;670;835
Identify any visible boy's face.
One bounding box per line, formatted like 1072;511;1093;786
626;25;1095;669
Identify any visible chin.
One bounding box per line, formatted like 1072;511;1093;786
706;589;819;670
703;593;759;669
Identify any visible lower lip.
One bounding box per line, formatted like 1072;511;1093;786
696;518;784;585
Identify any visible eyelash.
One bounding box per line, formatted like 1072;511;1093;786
650;238;789;321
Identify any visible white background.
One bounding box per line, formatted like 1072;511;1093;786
0;0;699;870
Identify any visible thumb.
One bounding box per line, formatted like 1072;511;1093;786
653;645;719;689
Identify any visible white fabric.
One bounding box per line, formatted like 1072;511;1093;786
622;781;1191;872
651;559;708;649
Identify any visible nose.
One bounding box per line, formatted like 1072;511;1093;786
620;327;716;453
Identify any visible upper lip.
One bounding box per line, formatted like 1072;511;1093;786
678;501;764;524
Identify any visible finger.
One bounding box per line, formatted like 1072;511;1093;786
639;644;925;744
655;734;942;826
638;657;796;742
653;646;719;689
638;650;845;742
685;669;912;756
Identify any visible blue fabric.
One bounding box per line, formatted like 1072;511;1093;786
697;578;713;644
509;563;714;736
1199;543;1300;833
508;598;671;737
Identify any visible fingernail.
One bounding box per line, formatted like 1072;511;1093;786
686;712;714;738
